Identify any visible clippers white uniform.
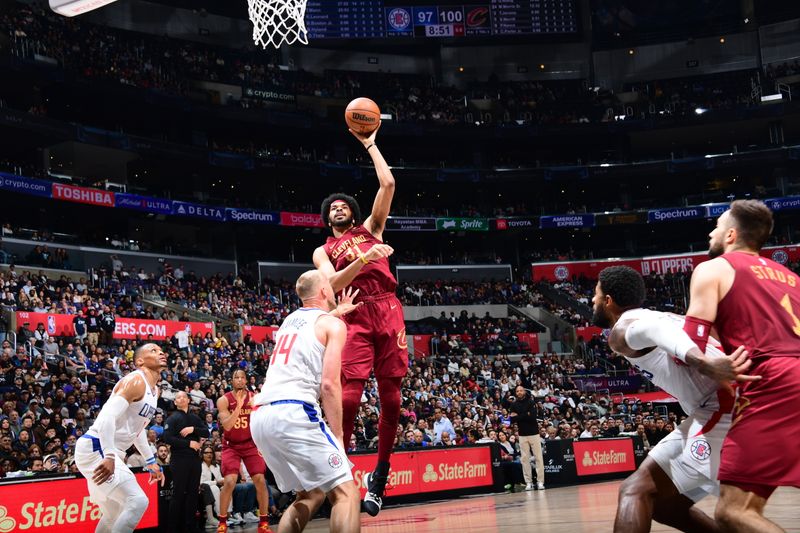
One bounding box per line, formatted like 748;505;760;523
251;308;352;493
621;309;734;501
76;369;158;502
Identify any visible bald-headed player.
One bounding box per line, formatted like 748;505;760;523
313;123;403;516
216;368;271;532
251;270;360;533
685;200;800;532
75;343;166;533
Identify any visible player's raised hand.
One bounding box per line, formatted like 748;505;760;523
349;120;381;147
363;243;394;262
334;287;363;318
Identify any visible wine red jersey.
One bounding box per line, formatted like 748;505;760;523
715;251;800;360
324;225;397;295
222;391;254;445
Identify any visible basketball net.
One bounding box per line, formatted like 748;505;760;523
247;0;308;49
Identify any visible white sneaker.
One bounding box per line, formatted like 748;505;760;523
525;483;534;491
205;516;219;529
537;482;545;490
243;511;260;523
228;513;244;526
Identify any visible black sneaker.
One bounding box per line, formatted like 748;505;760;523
362;471;388;516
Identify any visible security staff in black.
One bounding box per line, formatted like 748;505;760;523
163;390;208;532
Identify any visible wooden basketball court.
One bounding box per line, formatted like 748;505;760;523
254;482;800;532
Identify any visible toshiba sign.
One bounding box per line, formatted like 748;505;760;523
0;473;157;532
350;446;494;498
573;438;636;476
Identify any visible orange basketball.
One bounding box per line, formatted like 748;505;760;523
345;97;381;134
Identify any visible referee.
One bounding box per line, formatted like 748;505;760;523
163;390;209;532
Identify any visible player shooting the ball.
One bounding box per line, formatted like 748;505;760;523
313;118;404;516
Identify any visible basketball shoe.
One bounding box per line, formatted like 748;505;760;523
362;462;390;516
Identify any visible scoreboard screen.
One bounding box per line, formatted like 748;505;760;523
305;1;578;40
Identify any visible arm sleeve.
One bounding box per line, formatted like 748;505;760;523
132;429;155;463
625;314;699;359
94;395;129;459
162;414;189;449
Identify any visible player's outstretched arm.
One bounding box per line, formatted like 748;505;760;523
314;244;394;293
350;123;395;239
318;315;347;447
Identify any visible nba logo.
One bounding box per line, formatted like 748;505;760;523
47;315;56;335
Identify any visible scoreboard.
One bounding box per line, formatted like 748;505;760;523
305;1;578;40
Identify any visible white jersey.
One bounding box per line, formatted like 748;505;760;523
620;308;725;416
86;369;159;451
254;308;328;406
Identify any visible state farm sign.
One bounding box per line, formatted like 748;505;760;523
0;472;157;532
349;445;494;498
574;438;636;476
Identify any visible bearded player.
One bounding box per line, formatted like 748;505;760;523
216;368;272;533
685;200;800;532
75;343;166;533
313;123;403;516
591;266;758;533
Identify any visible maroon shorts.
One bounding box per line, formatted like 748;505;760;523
221;440;267;478
341;293;408;380
718;356;800;488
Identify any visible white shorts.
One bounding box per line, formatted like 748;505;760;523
75;435;136;504
251;400;352;494
648;410;731;502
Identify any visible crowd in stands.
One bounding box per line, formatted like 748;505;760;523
2;3;769;131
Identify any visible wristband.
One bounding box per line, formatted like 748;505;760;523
366;143;376;151
145;456;157;466
358;253;369;265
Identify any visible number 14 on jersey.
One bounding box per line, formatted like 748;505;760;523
270;334;297;365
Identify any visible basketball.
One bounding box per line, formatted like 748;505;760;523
345;97;381;134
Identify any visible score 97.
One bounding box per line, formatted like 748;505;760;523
412;6;437;26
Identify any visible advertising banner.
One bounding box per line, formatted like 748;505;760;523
15;313;214;341
280;211;325;228
704;203;729;218
243;85;296;104
765;196;800;212
349;445;494;498
571;375;643;393
575;326;605;341
0;172;52;198
542;438;577;485
573;438;636;476
411;334;432;356
385;217;437;232
516;332;540;353
594;212;648;226
531;244;800;281
172;201;226;221
0;472;157;532
51;183;115;208
225;208;280;225
494;217;536;231
241;325;278;344
647;206;704;223
115;193;173;215
539;214;595;229
436;218;489;232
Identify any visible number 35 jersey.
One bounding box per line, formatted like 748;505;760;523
716;251;800;361
254;308;329;407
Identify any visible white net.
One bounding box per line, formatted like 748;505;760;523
247;0;309;49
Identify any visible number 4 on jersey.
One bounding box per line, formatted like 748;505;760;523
270;333;298;365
